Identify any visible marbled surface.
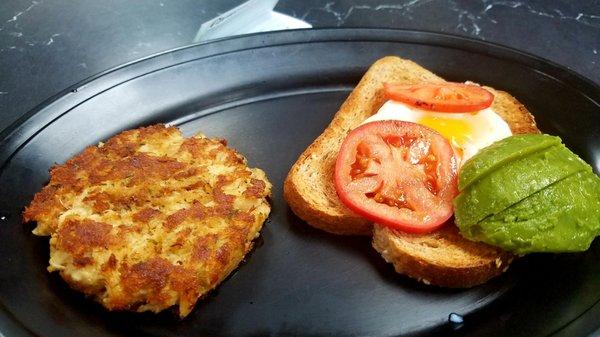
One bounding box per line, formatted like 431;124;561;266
0;0;598;133
0;1;598;336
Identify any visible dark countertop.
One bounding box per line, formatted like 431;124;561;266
0;1;598;133
0;1;598;336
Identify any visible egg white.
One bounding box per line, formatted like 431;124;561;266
363;100;512;164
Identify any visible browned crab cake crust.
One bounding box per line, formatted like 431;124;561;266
23;124;272;317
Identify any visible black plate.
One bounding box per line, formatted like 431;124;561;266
0;29;598;337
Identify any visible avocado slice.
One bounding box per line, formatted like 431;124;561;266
459;134;560;191
459;171;600;254
454;143;591;228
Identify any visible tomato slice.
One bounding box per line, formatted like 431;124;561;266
384;82;494;112
334;120;459;233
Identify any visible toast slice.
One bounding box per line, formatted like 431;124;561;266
284;57;445;235
284;56;539;287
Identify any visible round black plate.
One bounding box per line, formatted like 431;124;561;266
0;29;598;337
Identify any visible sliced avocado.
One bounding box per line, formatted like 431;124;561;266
459;134;561;191
454;143;591;228
459;171;600;254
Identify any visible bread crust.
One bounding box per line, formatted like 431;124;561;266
283;56;444;235
283;56;539;287
372;225;514;288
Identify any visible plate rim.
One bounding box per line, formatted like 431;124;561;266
0;28;598;337
1;28;599;167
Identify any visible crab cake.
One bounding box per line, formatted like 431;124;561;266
23;124;271;317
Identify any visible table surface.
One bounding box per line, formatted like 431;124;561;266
0;1;598;336
0;0;598;134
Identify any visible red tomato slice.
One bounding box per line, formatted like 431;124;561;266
334;120;459;233
384;82;494;112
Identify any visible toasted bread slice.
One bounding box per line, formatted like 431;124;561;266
284;56;539;287
284;57;445;235
372;225;514;287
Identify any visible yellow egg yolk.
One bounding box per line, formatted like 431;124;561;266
418;116;473;160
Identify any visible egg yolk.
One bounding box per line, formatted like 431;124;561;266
418;116;473;159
